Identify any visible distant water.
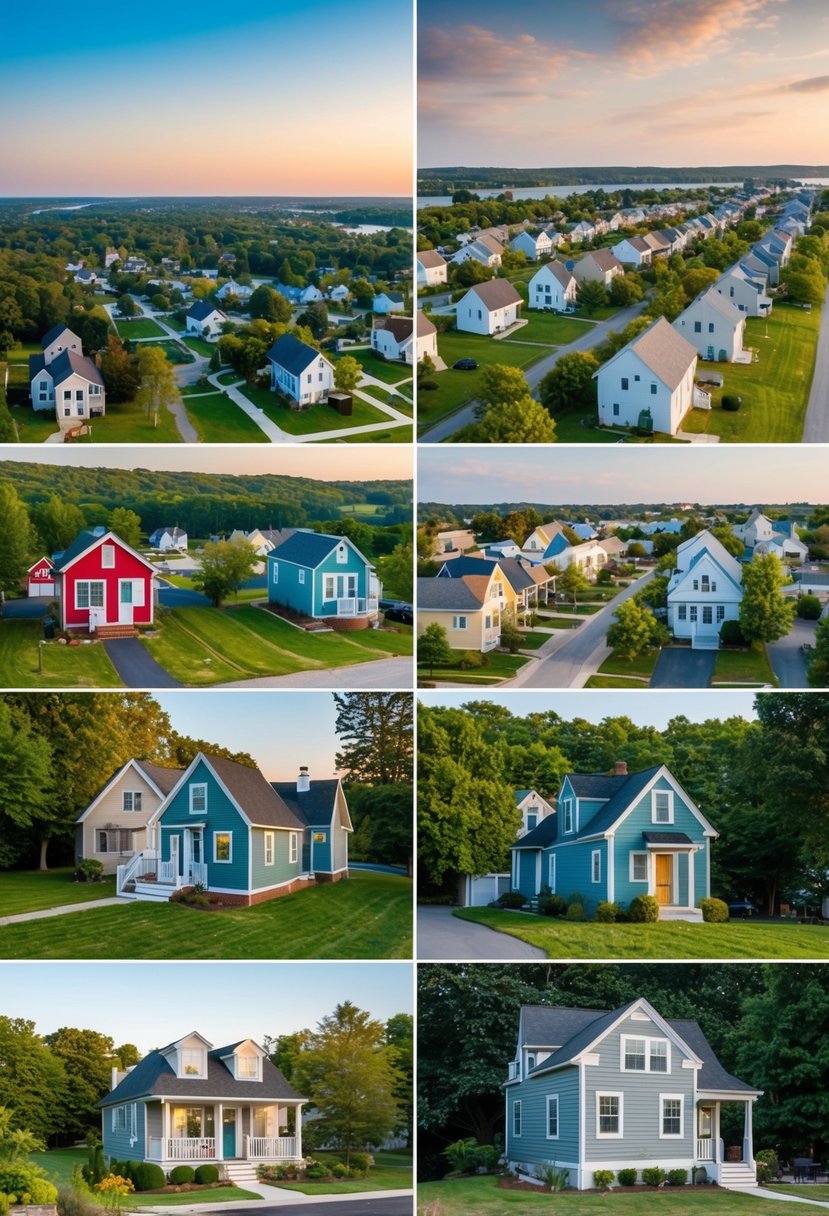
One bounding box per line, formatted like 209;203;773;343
797;178;829;186
336;222;412;235
417;181;742;208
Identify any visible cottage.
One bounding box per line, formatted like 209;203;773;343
734;509;808;564
535;534;608;578
215;279;254;304
99;1031;307;1175
528;262;577;312
568;220;597;243
432;528;477;559
416;249;448;287
504;997;761;1190
610;236;652;268
76;759;184;874
185;301;227;337
573;250;624;287
509;230;553;261
673;288;748;363
451;234;503;268
373;291;406;314
522;520;566;559
456;280;522;336
51;528;156;636
228;528;275;557
595;316;698;436
26;556;56;598
148;527;188;553
417;567;507;653
29;324;106;423
715;264;772;317
268;530;380;625
266;334;334;406
666;530;743;649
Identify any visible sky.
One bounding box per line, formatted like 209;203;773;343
0;445;413;482
0;0;412;197
419;0;829;167
418;688;759;729
0;963;412;1053
417;445;829;506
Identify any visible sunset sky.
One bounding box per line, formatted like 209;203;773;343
419;0;829;167
0;0;412;197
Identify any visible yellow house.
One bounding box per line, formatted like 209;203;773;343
417;567;508;652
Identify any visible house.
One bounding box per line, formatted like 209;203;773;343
266;334;334;406
99;1031;307;1174
528;262;577;312
715;265;772;317
522;520;566;559
186;301;227;337
595;316;698;436
104;247;121;268
76;268;97;286
228;528;275;557
610;236;652;268
373;291;406;315
734;509;808;564
641;231;672;258
569;522;599;542
568;220;597;243
504;996;761;1190
149;527;188;553
432;528;477;560
673;288;748;363
598;535;627;560
451;234;503;268
26;556;56;598
416;249;448;287
215;280;253;304
268;530;380;625
460;788;556;907
534;534;608;578
573;250;624;287
29;325;106;423
51;528;156;636
511;760;718;921
666;530;743;649
509;230;553;261
456;280;522;336
436;555;526;621
123;257;149;273
417;567;507;653
372;314;437;364
76;759;184;874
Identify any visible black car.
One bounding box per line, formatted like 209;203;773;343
728;900;759;918
384;602;413;625
452;357;478;370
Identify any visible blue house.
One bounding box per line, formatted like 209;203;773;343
268;531;380;626
504;998;760;1190
114;754;351;904
100;1031;306;1179
510;761;717;921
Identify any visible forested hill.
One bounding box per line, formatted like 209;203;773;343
1;462;411;535
418;164;829;191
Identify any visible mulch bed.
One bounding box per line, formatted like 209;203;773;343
499;1177;717;1195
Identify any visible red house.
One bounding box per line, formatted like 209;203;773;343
27;556;56;598
52;529;156;636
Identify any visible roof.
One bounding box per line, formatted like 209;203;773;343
417;249;446;268
417;312;437;337
619;316;697;390
271;778;340;827
99;1042;305;1106
53;529;147;573
37;349;104;389
378;291;404;303
467;279;523;311
151;526;187;539
418;575;490;611
439;555;535;596
266;333;323;376
511;815;558;850
203;755;305;831
683;287;745;326
567;772;628;799
187;300;224;322
270;530;366;570
376;316;413;343
642;831;694;845
41;323;79;348
581;249;622;272
535;261;574;289
135;760;185;796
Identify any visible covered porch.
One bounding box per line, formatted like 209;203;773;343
695;1093;759;1187
146;1099;303;1165
643;834;705;922
115;826;208;901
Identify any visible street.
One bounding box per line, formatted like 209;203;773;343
802;285;829;442
767;616;817;688
197;1199;412;1216
417;905;546;961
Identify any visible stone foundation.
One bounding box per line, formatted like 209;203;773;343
327;617;373;632
313;869;349;884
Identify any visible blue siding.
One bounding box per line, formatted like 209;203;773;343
611;776;708;910
103;1100;144;1162
158;760;250;892
268;556;315;616
515;850;539;898
506;1067;580;1169
314;548;370;619
577;798;609;832
546;840;608;914
309;827;332;873
268;544;370;619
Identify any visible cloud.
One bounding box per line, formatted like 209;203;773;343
771;73;829;92
605;0;789;74
419;24;570;88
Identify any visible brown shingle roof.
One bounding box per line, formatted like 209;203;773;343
582;249;623;273
417;249;446;268
468;279;523;311
206;754;305;830
135;761;185;796
377;316;413;342
417;312;437;337
628;317;697;390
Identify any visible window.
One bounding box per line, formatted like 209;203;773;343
702;605;713;624
650;1040;668;1072
693;321;702;333
690;605;698;622
123;791;142;813
289;832;298;864
526;1053;535;1072
548;853;556;891
622;1034;670;1073
236;1054;260;1080
512;1101;522;1137
190;783;207;815
181;1049;206;1077
591;850;601;883
677;604;687;621
613;403;620;417
113;1105;127;1132
650;383;657;395
336;544;348;564
596;1093;622;1137
660;1095;684;1138
64;389;71;400
76;389;84;401
264;832;274;866
621;377;629;390
653;790;673;824
624;1037;646;1070
324;575;335;600
708;322;715;333
527;813;537;830
298;569;305;584
272;563;279;584
701;575;709;591
452;615;468;630
76;581;104;609
562;798;574;834
546;1094;559;1139
214;831;232;863
630;852;648;882
717;605;725;622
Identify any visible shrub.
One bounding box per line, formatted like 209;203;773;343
595;901;618;923
75;859;105;882
797;594;822;620
594;1169;615;1191
642;1166;667;1187
304;1163;329;1179
566;892;586;908
565;902;586;922
534;1161;569;1191
194;1165;219;1185
617;1168;638;1187
629;894;659;923
719;619;747;646
470;1144;500;1173
457;650;486;670
332;1164;348;1178
348;1152;371;1175
0;1166;58;1204
667;1168;688;1186
699;897;729;923
538;893;567;918
755;1149;779;1184
132;1163;165;1192
0;1195;9;1216
168;1166;195;1185
721;394;742;411
498;890;527;909
57;1183;106;1216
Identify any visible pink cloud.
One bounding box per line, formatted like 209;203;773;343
606;0;789;74
419;24;569;86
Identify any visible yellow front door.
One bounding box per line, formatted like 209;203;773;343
656;854;673;905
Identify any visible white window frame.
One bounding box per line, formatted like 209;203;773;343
289;832;298;864
323;574;335;601
264;831;274;867
236;1054;261;1081
547;853;556;892
76;580;105;610
452;615;468;630
659;1093;684;1139
591;850;601;884
101;544;115;569
512;1099;522;1137
122;790;142;814
652;789;674;824
180;1048;207;1078
621;1034;671;1074
298;569;306;584
596;1092;623;1139
546;1094;559;1140
190;783;208;815
630;852;649;883
113;1105;127;1132
213;831;232;864
562;798;574;834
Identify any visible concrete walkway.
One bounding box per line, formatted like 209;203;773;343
216;656;412;689
206;374;292;441
733;1186;829;1207
417;905;546;960
803;286;829;442
0;898;123;927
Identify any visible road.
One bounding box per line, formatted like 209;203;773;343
192;1199;412;1216
419;297;649;443
506;570;654;689
767;617;817;688
651;647;717;688
417;905;546;961
802;285;829;442
216;656;413;689
104;638;182;688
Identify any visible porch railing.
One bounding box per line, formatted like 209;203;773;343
190;861;208;886
158;860;179;885
116;850;159;895
166;1137;216;1160
696;1139;714;1161
335;597;378;617
246;1136;298;1160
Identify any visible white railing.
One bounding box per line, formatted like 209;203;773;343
246;1136;298;1160
696;1139;714;1161
335;597;378;617
158;860;179;885
116;850;159;895
167;1137;216;1160
190;861;208;886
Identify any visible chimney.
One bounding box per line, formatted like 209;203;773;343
297;766;310;793
613;760;628;776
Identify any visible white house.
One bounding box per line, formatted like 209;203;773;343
371;313;437;364
568;220;596;243
148;527;188;553
522;520;566;560
509;230;553;260
673;288;748;363
734;509;808;564
456;279;522;335
611;235;652;268
416;249;448;287
541;535;608;577
415;312;439;363
29;325;106;424
185;301;227;337
266;333;334;406
595;316;698;436
215;279;253;304
450;234;503;268
373;291;406;314
715;265;772;317
573;249;624;287
666;530;743;649
328;283;351;302
528;262;577;311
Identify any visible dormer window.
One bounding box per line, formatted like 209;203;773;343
562;798;574;833
181;1048;206;1077
236;1054;261;1081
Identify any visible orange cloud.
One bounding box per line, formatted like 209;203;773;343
607;0;789;74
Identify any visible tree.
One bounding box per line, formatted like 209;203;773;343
333;355;362;393
74;311;110;354
208;347;221;373
333;693;413;785
609;274;644;307
473;393;556;442
299;302;328;339
379;541;413;601
192;539;258;607
576;279;608;314
43;1028;117;1139
30;496;86;555
0;701;53;868
499;617;523;653
538;351;599;414
100;336;140;403
418;623;453;677
344;783;413;872
135;345;181;429
108;507;142;551
0;1018;69;1143
606;597;668;661
738;555;796;645
116;293;137;317
249;284;291;323
386;1014;413;1146
0;481;36;596
556;562;591;609
809;617;829;688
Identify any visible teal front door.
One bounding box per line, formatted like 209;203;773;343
223;1110;237;1158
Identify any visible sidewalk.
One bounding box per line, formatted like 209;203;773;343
140;1186;414;1212
0;898;122;927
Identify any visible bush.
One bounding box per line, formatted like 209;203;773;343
642;1166;667;1187
0;1166;59;1204
75;858;105;883
629;894;659;923
617;1168;638;1186
470;1144;501;1173
699;897;729;923
595;901;618;923
304;1163;329;1179
721;394;742;411
538;893;567;918
348;1152;371;1175
667;1168;688;1186
594;1169;615;1191
797;594;822;620
566;891;586;908
565;902;586;922
332;1164;348;1178
457;650;487;670
57;1183;106;1216
132;1163;165;1192
168;1166;195;1185
194;1165;219;1185
719;618;747;646
533;1161;569;1191
498;890;527;909
756;1149;779;1184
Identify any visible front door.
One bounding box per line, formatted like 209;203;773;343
190;830;202;883
170;835;181;879
119;580;134;625
656;854;673;905
222;1110;237;1159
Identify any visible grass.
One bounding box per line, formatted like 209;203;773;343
585;675;651;687
350;349;412;385
454;907;829;959
183;335;216;357
680;302;821;442
516;632;553;649
7;404;61;442
323;423;413;443
159;312;187;332
239;383;390;435
551;602;603;615
4;342;40;388
0;621;122;688
540;616;583;629
142;339;195;364
32;1149;260;1203
216;369;242;384
712;646;779;687
0;870;412;959
9;395;182;443
595;648;660;679
183;392;269;442
768;1186;829;1200
0;869;116;916
417;331;541;430
418;1176;818;1214
114;317;166;339
506;313;592;344
31;1147;85;1188
418;653;528;685
275;1152;412;1195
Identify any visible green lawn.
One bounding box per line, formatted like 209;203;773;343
418;652;528;685
141;339;195;364
159;312;187;332
454;907;829;959
595;648;660;679
4;342;40;388
418;1176;817;1214
551;602;603;615
240;384;390;435
585;675;651;687
539;616;583;629
350;349;412;385
31;1147;85;1188
276;1152;412;1195
418;331;541;431
712;646;779;687
183;392;269;442
0;870;412;959
0;868;116;916
680;303;821;442
75;400;181;443
0;620;122;688
768;1186;829;1201
322;424;413;443
32;1148;260;1204
506;313;592;345
517;631;553;649
114;317;167;339
183;335;216;357
7;404;60;442
216;369;241;384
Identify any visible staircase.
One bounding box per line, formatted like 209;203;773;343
94;624;138;639
692;633;720;650
718;1161;758;1189
659;907;704;922
223;1161;259;1187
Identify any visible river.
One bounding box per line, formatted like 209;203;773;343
417;181;744;208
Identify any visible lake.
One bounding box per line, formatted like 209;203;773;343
417;181;743;208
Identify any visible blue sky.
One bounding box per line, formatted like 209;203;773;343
417;446;828;506
0;963;412;1053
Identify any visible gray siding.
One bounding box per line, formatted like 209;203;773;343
505;1066;580;1167
103;1100;145;1162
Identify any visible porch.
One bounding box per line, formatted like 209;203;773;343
333;596;379;618
145;1100;303;1166
644;837;705;922
116;848;208;901
147;1135;300;1162
695;1095;758;1188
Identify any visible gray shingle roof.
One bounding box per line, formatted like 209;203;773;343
205;755;305;831
48;349;104;388
271;778;339;827
579;766;662;837
567;773;626;799
625;317;697;390
438;555;535;595
53;530;109;571
270;530;361;570
417;576;486;611
187;300;223;322
99;1043;305;1106
468;279;523;311
266;333;323;376
511;815;558;850
642;831;694;845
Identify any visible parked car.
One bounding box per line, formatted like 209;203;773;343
384;602;413;625
728;900;759;918
452;358;478;370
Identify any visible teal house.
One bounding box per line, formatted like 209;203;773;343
267;531;380;626
114;755;351;904
504;998;760;1190
510;762;717;921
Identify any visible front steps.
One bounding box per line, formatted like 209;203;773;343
222;1161;260;1187
659;907;704;922
718;1161;758;1189
132;880;176;902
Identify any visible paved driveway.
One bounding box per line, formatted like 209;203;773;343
104;638;181;688
417;905;546;960
1;598;49;619
767;618;817;688
803;285;829;442
650;647;716;688
158;585;210;608
205;1199;413;1216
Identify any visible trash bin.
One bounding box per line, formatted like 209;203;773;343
43;619;56;639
